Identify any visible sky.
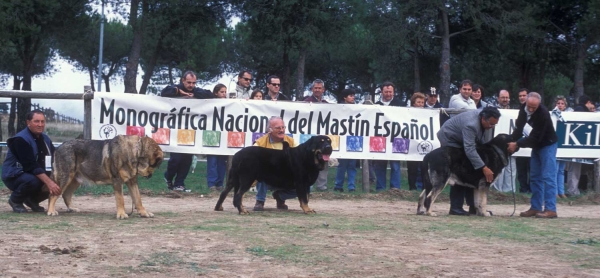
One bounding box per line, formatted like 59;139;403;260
1;59;234;120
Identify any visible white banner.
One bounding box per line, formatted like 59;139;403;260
91;93;440;161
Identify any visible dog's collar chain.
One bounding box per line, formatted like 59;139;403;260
490;144;508;167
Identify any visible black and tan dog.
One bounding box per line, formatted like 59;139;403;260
417;134;514;216
215;135;333;214
48;135;163;219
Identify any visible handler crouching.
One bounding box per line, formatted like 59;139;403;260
253;116;297;211
2;110;61;213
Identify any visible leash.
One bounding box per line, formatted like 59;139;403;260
509;157;516;217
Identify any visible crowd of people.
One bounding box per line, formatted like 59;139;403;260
2;70;592;218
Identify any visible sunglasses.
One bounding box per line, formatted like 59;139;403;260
269;83;281;87
242;77;253;82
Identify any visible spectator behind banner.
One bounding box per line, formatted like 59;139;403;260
304;79;330;192
206;84;229;192
334;89;358;192
161;71;213;192
232;70;252;99
407;92;426;191
372;81;406;192
552;95;572;199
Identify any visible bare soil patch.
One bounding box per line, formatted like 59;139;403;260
1;193;599;277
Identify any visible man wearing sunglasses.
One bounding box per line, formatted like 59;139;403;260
437;106;501;216
233;70;253;99
265;75;290;101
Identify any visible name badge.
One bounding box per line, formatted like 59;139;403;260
45;155;52;171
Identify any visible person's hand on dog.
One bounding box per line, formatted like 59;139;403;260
47;181;61;196
482;166;494;183
507;142;518;154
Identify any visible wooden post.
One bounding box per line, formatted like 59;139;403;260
362;95;375;193
83;86;93;139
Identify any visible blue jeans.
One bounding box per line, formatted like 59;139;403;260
256;182;296;201
206;155;227;188
373;160;401;191
335;159;357;190
556;160;566;195
3;172;47;203
530;143;558;212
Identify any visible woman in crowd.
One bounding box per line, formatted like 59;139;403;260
334;89;358;192
471;84;487;110
206;84;229;192
407;92;426;190
553;95;572;198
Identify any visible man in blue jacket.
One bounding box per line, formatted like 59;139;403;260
2;110;61;213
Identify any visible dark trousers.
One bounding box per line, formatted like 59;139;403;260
3;173;49;204
406;161;420;190
516;157;530;193
450;185;474;209
164;152;194;187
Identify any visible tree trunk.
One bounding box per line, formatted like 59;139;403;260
439;9;451;107
103;75;111;92
413;40;421;93
295;49;306;100
139;37;162;95
123;0;146;94
573;42;587;98
8;75;21;136
282;36;291;98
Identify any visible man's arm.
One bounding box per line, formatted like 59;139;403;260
192;88;214;99
36;172;61;195
462;125;485;170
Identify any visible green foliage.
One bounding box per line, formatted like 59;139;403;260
544;72;574;105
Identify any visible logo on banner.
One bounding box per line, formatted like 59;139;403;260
417;141;433;155
99;124;117;139
556;121;600;148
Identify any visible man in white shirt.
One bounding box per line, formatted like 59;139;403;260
448;80;476;109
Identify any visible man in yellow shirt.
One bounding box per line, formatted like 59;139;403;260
253;116;296;211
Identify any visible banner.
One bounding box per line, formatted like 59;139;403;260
91;93;600;160
91;93;440;161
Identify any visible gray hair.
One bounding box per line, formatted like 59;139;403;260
311;79;325;88
527;92;542;102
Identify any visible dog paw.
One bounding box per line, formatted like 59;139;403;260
215;206;223;211
426;212;437;217
66;207;80;213
416;211;425;215
139;211;154;218
239;210;250;215
303;209;316;214
116;212;130;219
47;210;59;216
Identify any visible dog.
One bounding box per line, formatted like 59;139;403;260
417;134;514;216
47;135;163;219
215;135;333;214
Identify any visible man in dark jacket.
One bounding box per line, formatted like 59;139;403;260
508;92;559;218
372;81;406;191
161;71;213;192
2;110;62;213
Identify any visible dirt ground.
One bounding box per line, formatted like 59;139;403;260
1;192;600;277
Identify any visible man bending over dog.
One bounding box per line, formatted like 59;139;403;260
437;106;500;216
253;116;297;211
2;110;61;213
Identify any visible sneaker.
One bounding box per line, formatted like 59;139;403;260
349;189;355;192
8;198;27;213
209;186;218;192
215;186;224;192
171;185;191;192
333;188;343;192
